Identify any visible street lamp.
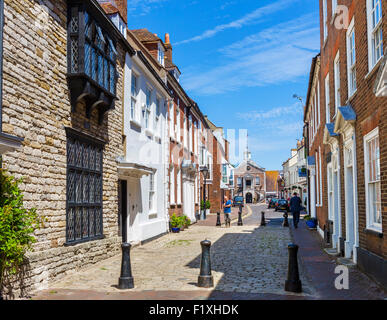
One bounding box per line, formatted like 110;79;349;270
200;166;209;220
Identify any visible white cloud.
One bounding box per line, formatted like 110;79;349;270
175;0;299;45
237;103;300;121
181;13;320;95
127;0;170;16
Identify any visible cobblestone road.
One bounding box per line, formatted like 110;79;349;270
31;204;315;299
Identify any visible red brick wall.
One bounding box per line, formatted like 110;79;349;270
318;0;387;258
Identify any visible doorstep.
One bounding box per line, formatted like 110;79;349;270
324;248;341;257
337;257;357;268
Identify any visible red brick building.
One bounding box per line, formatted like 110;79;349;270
304;0;387;289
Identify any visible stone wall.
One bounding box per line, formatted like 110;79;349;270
1;0;125;298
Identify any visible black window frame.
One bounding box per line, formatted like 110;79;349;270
65;128;105;245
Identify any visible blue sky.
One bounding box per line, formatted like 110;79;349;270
127;0;320;170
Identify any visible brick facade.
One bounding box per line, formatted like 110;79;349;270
304;0;387;288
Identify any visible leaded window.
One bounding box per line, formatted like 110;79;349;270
67;3;119;124
66;129;104;244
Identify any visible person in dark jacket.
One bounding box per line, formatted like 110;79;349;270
289;192;302;228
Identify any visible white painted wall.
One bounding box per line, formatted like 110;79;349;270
122;53;169;244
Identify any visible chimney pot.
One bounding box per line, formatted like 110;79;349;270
165;33;170;44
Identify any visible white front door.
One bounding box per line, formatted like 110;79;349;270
127;178;141;242
183;181;195;221
332;154;341;251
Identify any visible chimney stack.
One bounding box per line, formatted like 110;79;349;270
165;33;173;63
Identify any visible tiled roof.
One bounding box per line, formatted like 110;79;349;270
100;3;119;15
131;29;160;42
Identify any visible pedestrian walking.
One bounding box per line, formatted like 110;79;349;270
290;192;302;229
223;196;232;227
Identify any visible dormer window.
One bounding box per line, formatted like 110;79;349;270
158;43;165;66
67;2;118;124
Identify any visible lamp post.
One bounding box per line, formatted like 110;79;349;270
200;166;209;220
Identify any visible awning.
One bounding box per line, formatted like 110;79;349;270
334;105;356;134
117;158;155;179
0;132;23;155
323;122;339;145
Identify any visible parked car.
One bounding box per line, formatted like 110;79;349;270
268;198;278;209
275;199;289;212
233;196;244;207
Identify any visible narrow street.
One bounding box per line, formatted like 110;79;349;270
30;204;386;300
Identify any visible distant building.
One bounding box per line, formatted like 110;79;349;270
265;170;281;198
233;145;266;203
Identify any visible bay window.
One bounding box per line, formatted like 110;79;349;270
67;2;119;124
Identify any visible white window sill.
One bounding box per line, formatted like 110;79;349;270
347;89;357;102
365;226;382;235
145;129;154;137
130;119;141;128
365;56;384;80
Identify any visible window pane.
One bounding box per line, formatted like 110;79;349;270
91;47;97;81
85;42;91;77
110;63;115;94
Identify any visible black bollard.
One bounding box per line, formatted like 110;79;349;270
118;242;134;289
283;212;289;227
216;212;221;226
198;240;214;288
237;205;243;226
260;211;266;226
285;244;302;293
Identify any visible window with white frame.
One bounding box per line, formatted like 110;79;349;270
207;155;213;180
200;145;205;166
347;20;357;96
325;74;330;123
169;101;174;138
176;107;180;142
131;73;138;120
317;81;320;127
323;0;328;41
367;0;383;69
364;128;382;232
332;0;337;16
149;173;156;213
188;115;192;152
316;150;320;206
155;96;161;133
158;42;165;66
177;169;181;204
183;113;187;148
222;164;227;183
334;52;340;115
237;177;242;186
256;176;260;185
170;166;175;204
146;86;152;108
